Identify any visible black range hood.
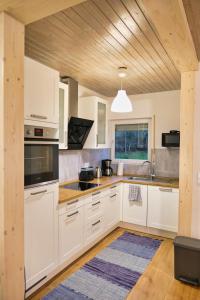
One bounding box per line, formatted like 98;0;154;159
68;117;94;150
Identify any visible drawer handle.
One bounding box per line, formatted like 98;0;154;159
30;189;47;195
92;201;101;206
110;194;117;198
110;185;117;189
92;220;101;226
67;199;79;205
159;188;173;192
30;114;47;120
67;211;79;218
92;191;101;196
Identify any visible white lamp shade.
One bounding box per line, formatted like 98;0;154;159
111;90;132;112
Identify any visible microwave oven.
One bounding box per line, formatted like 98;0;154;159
162;131;180;147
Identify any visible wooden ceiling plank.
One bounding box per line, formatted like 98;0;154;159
122;0;180;80
26;22;153;94
0;0;86;24
73;2;167;92
25;38;146;95
137;0;198;72
79;0;168;91
106;0;180;89
94;0;175;90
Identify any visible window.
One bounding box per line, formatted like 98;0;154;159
112;120;150;162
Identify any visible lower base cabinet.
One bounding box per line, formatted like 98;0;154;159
123;183;148;226
59;206;84;264
25;183;58;291
104;188;121;229
147;186;179;232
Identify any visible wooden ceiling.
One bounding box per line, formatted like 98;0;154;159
25;0;181;96
183;0;200;61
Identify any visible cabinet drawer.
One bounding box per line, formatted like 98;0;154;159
59;198;83;215
85;199;103;218
84;215;103;244
148;186;179;193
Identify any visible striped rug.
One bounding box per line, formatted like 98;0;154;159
43;232;162;300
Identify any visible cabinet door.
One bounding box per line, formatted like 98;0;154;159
84;214;103;246
147;186;179;232
59;207;84;264
123;184;148;226
59;82;68;149
24;184;58;290
97;101;106;147
104;192;120;229
24;57;59;126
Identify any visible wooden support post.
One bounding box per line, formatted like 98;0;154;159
0;12;24;300
179;71;195;236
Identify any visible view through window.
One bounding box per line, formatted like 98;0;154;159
115;123;148;160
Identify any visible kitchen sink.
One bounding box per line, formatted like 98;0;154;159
127;176;174;183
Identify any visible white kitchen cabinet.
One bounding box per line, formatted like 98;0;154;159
84;214;103;245
104;185;121;229
147;186;179;232
24;183;58;290
78;96;108;148
59;205;84;264
59;82;69;149
123;183;148;226
24;56;59;127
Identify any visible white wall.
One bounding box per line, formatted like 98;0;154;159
192;64;200;239
108;90;180;149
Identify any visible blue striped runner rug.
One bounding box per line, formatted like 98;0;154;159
43;232;162;300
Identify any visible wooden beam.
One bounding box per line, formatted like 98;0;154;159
0;12;24;300
0;0;86;25
179;71;195;236
138;0;198;72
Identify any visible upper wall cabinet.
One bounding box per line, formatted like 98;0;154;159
59;82;69;150
78;96;108;149
24;57;59;128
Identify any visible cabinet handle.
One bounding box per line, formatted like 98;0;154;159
92;201;100;206
110;194;117;198
30;114;47;120
67;211;79;218
92;220;101;226
110;185;117;189
67;199;79;205
30;189;47;195
159;188;173;192
92;191;101;196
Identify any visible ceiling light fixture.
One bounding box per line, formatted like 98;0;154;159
111;67;132;113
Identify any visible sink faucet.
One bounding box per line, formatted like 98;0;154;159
142;160;156;180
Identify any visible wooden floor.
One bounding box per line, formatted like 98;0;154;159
29;228;200;300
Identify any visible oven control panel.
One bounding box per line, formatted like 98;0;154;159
24;125;59;140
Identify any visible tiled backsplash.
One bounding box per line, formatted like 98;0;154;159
59;149;111;182
59;148;179;181
112;149;179;178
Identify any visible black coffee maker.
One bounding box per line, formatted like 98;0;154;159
102;159;113;176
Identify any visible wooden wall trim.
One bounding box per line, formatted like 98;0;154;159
0;0;86;25
138;0;198;72
178;71;195;236
0;12;24;300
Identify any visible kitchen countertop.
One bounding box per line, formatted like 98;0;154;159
59;176;179;204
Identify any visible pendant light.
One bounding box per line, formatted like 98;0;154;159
111;67;132;113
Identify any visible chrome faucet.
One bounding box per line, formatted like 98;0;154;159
142;160;156;180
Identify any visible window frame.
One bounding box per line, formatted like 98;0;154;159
111;118;152;164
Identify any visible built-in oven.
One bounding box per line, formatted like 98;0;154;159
24;125;59;188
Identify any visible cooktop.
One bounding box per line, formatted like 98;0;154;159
63;181;101;191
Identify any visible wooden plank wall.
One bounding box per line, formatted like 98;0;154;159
0;12;24;300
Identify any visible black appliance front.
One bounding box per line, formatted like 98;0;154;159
24;143;58;188
68;117;94;150
162;131;180;147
